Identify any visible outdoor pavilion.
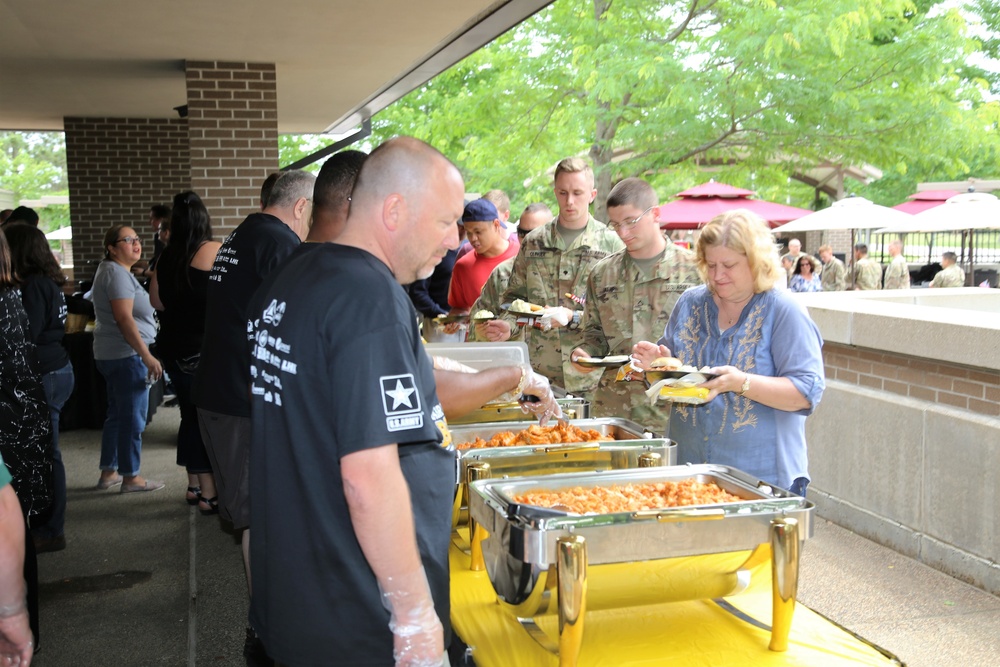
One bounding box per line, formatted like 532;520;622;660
0;0;556;276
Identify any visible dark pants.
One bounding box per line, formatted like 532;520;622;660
166;360;212;474
33;362;75;538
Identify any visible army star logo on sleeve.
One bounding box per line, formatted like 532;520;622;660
380;374;424;432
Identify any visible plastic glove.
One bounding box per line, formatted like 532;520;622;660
378;568;446;667
537;306;572;331
517;368;563;426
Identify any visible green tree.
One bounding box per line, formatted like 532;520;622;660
0;131;67;199
373;0;992;220
277;134;339;172
0;131;70;234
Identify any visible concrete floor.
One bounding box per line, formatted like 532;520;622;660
29;407;1000;666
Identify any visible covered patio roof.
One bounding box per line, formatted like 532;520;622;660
0;0;553;134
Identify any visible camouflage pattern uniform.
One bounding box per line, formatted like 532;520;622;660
930;264;966;288
577;243;701;433
500;216;624;393
853;257;883;290
820;256;846;292
466;258;519;342
883;255;910;289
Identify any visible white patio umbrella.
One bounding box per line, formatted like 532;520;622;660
773;197;913;288
44;226;73;240
873;192;1000;234
774;196;913;233
874;193;1000;287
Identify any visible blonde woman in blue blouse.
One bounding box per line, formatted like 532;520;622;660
633;209;825;496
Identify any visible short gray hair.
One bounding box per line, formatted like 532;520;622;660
267;170;316;209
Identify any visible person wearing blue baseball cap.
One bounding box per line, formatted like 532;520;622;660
447;198;519;315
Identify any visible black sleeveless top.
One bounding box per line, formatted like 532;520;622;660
155;251;211;362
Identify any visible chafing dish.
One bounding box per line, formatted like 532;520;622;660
450;419;676;539
449;396;589;425
467;464;813;665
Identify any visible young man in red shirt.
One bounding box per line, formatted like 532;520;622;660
447;198;519;314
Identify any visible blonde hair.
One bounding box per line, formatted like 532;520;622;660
553;157;594;187
696;209;783;293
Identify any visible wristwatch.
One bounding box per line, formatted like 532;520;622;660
738;373;751;397
567;309;582;330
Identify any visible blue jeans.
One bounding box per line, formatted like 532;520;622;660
789;477;810;498
96;355;150;477
34;362;75;538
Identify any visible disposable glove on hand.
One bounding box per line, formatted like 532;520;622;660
517;368;563;426
537;306;572;331
378;569;446;667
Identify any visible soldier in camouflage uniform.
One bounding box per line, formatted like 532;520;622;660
851;243;883;290
570;178;700;433
466;258;517;342
930;252;966;287
818;244;846;291
883;239;911;289
485;158;624;393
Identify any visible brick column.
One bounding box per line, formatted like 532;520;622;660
185;61;278;238
64;117;190;278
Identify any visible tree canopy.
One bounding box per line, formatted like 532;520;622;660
0;131;70;232
355;0;998;219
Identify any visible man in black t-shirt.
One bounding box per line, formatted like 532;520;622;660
191;170;314;621
248;138;464;667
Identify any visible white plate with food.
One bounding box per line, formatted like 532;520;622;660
643;356;718;385
575;354;631;368
470;309;497;321
501;299;545;318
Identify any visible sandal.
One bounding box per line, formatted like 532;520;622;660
198;496;220;516
186;486;202;506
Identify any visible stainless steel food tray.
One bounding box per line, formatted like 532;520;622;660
465;464;813;664
452;417;674;485
449;396;589;425
469;464;810;568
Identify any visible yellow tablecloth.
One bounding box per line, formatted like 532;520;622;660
449;543;901;666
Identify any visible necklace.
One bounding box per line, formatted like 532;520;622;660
716;294;752;326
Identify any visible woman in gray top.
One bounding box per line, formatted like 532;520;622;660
92;225;164;493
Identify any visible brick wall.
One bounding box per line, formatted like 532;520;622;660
185;61;278;238
64;117;189;278
803;228;853;260
823;341;1000;417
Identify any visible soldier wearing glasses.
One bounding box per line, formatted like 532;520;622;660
486;158;623;394
569;178;700;432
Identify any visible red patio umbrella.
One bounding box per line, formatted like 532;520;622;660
891;189;961;215
655;181;812;230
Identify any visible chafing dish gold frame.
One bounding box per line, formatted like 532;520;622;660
450;418;676;545
467;465;812;665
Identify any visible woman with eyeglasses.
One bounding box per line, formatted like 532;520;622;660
789;255;822;293
91;225;164;493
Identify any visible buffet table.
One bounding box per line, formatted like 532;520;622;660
449;539;901;666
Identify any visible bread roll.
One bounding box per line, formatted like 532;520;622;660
650;356;683;371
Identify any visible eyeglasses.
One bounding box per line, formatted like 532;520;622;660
115;236;142;245
607;206;654;232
